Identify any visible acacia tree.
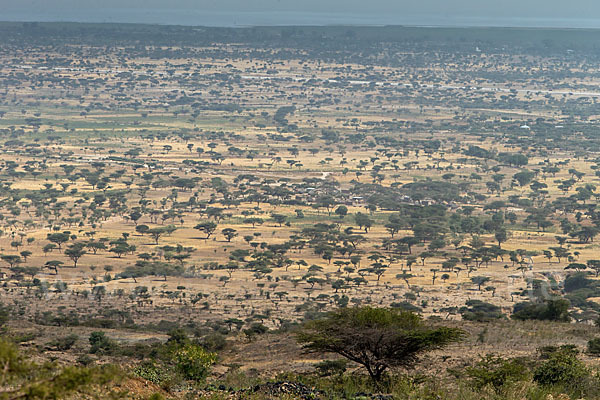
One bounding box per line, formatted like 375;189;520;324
355;212;373;233
587;260;600;277
471;276;491;291
271;213;287;227
86;241;107;254
222;228;238;242
47;232;70;251
195;221;217;239
19;251;31;261
44;260;63;275
65;243;87;268
297;307;463;383
0;255;22;268
147;225;177;245
495;228;508;248
396;272;414;288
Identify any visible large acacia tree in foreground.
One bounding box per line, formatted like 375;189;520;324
297;307;463;383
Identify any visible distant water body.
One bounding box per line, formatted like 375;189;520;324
2;9;600;29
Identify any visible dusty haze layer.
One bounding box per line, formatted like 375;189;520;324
1;0;600;27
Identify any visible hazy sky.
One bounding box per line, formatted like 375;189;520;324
2;0;600;26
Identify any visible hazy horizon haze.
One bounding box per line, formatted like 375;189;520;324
2;0;600;28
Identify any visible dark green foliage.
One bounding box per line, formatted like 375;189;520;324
297;307;463;383
314;360;347;377
497;152;529;167
538;344;579;359
129;326;218;387
564;272;595;293
118;261;184;282
166;328;190;346
560;273;600;311
511;299;570;322
0;304;10;328
0;338;120;398
243;323;269;340
533;347;590;394
460;300;504;322
173;344;217;382
133;361;172;385
390;301;422;313
401;181;461;203
200;332;227;352
587;338;600;355
89;331;115;354
46;334;78;351
274;106;296;126
464;145;493;159
465;354;529;392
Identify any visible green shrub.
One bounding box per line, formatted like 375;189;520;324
512;299;570;322
390;301;422;313
83;318;118;329
533;348;589;392
76;354;94;366
89;331;115;354
201;332;227;352
564;272;595;292
133;361;171;385
46;334;78;351
0;304;10;328
173;344;217;382
565;289;596;309
314;359;347;377
588;338;600;355
166;328;190;346
538;344;578;359
465;354;529;393
243;323;269;340
116;342;161;359
460;300;504;322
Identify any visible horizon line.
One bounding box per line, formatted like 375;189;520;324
3;19;600;31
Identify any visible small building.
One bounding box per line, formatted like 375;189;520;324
351;196;364;205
